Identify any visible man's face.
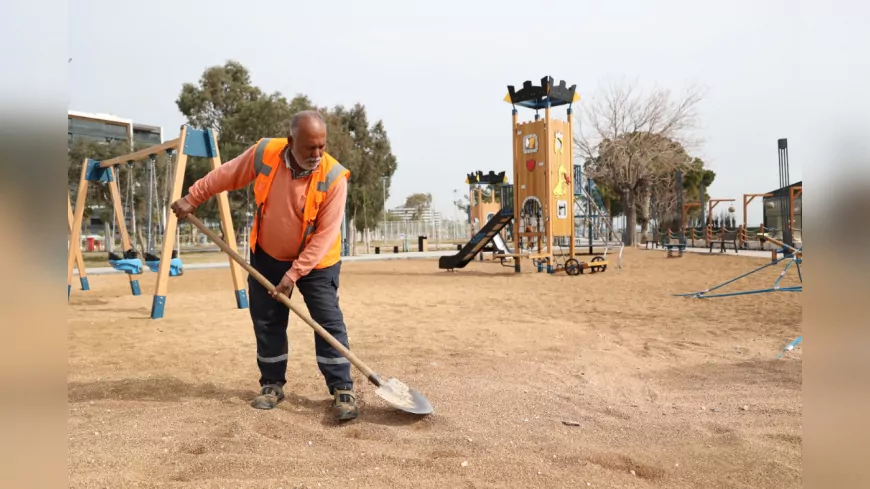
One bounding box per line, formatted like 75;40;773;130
288;120;327;171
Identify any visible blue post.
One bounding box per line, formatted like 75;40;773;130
151;295;166;319
673;259;782;297
236;289;249;309
80;277;90;291
130;279;141;296
777;335;803;358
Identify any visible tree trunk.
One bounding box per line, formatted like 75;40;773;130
103;221;111;252
623;190;636;246
640;191;651;237
351;205;358;256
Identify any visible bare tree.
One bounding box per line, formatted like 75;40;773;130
574;78;706;245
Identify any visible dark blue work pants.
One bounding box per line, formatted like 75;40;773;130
248;247;353;394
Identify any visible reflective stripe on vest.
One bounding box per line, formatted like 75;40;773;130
253;138;273;177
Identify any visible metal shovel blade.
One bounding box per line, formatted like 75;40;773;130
374;376;434;415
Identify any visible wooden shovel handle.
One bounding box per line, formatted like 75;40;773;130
183;214;380;386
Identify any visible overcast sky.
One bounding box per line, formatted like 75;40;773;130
65;0;865;224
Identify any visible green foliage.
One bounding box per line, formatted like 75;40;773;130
682;158;716;201
404;193;432;220
326;104;398;233
67;139;152;226
588;180;625;217
174;60;398;235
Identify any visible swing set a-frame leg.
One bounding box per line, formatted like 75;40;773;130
150;125;248;319
68;190;90;294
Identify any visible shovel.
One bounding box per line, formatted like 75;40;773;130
184;214;434;416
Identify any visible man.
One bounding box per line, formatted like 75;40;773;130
170;110;358;421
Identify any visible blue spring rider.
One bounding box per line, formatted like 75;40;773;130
108;249;144;275
144;250;184;276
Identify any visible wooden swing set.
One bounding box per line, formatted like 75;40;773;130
67;124;248;319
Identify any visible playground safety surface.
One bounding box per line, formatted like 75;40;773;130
68;248;802;488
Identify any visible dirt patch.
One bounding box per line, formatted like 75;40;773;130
68;248;802;488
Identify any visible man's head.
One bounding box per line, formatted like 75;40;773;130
287;110;327;171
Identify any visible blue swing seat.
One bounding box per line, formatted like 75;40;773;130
108;250;144;275
144;251;184;276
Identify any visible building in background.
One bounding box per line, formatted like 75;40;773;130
387;206;442;224
68;110;165;245
763;180;802;243
68;110;163;149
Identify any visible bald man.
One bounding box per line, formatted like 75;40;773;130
171;111;358;421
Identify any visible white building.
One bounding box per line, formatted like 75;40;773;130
387;206;442;224
67;110;163;149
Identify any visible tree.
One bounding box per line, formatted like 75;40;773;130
404;193;432;219
68;138;164;251
575;79;707;245
175;61;399;248
323;104;398;234
176;60;309;233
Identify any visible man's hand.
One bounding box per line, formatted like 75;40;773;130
270;274;295;300
170;196;196;220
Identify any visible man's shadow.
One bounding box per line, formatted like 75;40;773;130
68;376;433;428
67;376;254;403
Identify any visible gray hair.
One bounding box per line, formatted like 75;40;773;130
288;110;327;138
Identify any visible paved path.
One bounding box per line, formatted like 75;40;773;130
639;245;788;260
74;250;458;276
74;245;796;276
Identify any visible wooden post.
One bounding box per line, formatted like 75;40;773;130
743;194;750;230
742;193;772;230
151;130;189;318
511;108;521;273
543;101;552;268
68;160;90;300
567;106;576;260
209;139;247;307
68;190;89;292
107;166;141;295
150;126;248;319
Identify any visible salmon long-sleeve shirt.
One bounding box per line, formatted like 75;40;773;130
185;143;348;284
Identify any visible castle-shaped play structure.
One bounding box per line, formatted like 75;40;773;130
439;76;623;275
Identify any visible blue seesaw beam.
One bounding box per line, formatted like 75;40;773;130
673;247;802;299
777;335;803;359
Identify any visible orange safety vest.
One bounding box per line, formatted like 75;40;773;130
249;137;350;269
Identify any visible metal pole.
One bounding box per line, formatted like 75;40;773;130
586;168;592;254
777;138;792;248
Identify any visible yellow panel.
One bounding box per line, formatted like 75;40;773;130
513;120;548;234
547;118;574;237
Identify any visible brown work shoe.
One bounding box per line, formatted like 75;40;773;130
251;384;284;410
332;388;359;421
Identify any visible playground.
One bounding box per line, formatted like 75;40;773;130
68;248;802;488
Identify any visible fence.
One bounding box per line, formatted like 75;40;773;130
352;219;472;245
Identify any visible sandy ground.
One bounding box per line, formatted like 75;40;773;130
68;248;802;488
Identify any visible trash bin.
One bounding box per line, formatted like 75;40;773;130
418;235;428;252
86;237;95;252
